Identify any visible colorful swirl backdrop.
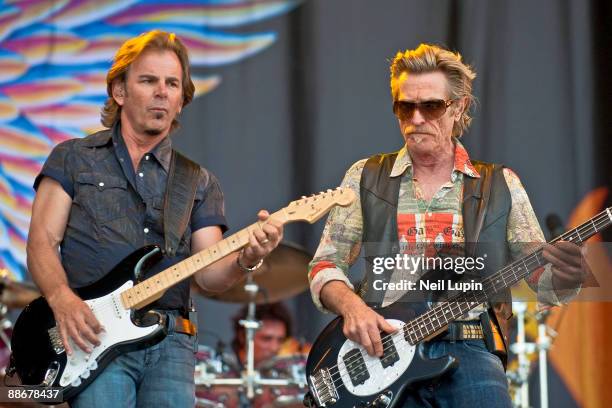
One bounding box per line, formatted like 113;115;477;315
0;0;300;280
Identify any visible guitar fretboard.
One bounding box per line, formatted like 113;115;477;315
120;209;286;309
402;207;612;344
117;187;356;310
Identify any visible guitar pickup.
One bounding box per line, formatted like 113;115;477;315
48;327;65;355
379;336;399;369
343;348;369;387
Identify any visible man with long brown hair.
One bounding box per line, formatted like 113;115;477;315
27;30;283;406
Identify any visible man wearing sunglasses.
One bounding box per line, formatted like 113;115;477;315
308;44;586;407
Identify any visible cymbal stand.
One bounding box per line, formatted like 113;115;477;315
535;309;556;408
240;273;260;401
508;302;536;408
195;274;297;406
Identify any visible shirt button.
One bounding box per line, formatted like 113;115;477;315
145;155;150;160
98;182;104;187
138;172;144;178
144;228;150;234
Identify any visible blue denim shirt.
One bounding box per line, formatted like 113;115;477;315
34;122;227;310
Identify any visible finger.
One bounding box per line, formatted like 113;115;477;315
244;230;264;260
377;315;398;334
550;247;585;285
552;266;584;284
358;329;375;356
67;321;92;353
555;240;581;253
57;322;73;355
79;312;101;346
367;325;384;357
543;245;579;270
253;228;268;245
265;217;284;230
78;322;100;348
544;242;581;267
257;210;270;221
261;224;279;243
84;310;104;334
550;243;581;266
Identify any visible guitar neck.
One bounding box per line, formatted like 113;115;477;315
121;208;288;310
404;207;612;344
118;187;356;310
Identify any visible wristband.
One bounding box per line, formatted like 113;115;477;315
237;249;263;273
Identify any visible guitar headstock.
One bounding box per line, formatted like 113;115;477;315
284;187;356;224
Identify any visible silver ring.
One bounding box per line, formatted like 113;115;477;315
261;239;270;244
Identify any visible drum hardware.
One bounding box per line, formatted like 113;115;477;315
194;243;310;407
535;309;556;408
507;302;558;408
508;302;535;408
196;242;311;305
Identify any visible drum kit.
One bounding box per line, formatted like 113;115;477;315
193;242;312;408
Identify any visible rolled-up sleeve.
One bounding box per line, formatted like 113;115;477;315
308;159;366;312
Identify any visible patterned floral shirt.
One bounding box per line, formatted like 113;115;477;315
308;140;575;315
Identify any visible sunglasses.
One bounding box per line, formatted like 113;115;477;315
393;99;455;121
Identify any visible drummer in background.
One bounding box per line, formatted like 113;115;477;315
231;302;294;367
195;303;300;408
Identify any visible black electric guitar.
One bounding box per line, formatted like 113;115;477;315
8;188;355;402
304;207;612;407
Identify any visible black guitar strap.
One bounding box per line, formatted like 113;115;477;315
163;150;200;257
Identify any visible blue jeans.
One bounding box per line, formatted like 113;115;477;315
69;314;197;408
401;340;511;408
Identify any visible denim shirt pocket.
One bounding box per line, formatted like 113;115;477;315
75;172;128;224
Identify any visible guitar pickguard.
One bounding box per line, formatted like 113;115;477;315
59;281;161;387
336;319;415;396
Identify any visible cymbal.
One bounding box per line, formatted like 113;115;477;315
0;270;40;309
197;242;311;304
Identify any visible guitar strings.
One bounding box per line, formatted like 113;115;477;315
317;247;550;392
63;209;611;395
311;211;610;395
319;209;610;384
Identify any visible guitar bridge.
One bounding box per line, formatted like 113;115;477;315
48;326;65;355
310;368;338;406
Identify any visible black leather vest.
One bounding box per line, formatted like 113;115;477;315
358;151;513;341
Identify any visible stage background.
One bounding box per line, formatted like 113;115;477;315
0;1;610;407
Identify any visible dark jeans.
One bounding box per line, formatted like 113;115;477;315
401;340;511;408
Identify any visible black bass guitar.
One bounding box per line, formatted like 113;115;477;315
8;188;355;402
304;207;611;407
